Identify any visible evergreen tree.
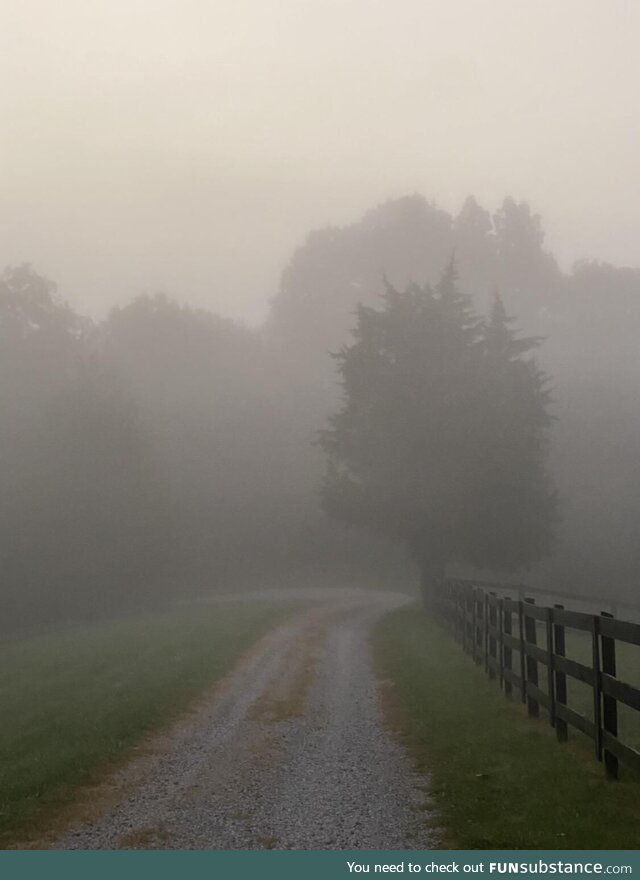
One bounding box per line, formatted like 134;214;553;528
320;264;556;607
468;294;557;569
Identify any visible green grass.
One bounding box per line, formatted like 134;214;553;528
374;608;640;849
0;601;295;847
522;623;640;751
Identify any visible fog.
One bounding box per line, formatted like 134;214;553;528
2;1;640;320
2;1;640;636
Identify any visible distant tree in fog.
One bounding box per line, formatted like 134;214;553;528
267;194;560;392
468;295;557;570
319;260;556;607
270;194;640;600
101;293;309;586
0;266;168;632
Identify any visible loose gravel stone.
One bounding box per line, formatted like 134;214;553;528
54;590;432;850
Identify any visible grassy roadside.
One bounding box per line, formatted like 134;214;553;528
0;601;296;847
374;608;640;849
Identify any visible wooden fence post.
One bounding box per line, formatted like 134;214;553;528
545;606;555;727
601;610;619;779
476;589;484;666
592;616;603;762
479;590;485;666
462;587;471;654
553;604;568;742
453;583;459;643
484;592;489;673
456;584;463;645
432;579;640;777
471;587;478;663
518;600;527;704
498;597;504;688
503;599;513;698
524;597;539;717
488;592;497;680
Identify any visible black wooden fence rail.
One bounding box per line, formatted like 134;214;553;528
435;578;640;779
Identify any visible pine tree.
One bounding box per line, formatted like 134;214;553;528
467;294;557;569
320;266;556;607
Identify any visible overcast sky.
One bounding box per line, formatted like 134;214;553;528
1;0;639;322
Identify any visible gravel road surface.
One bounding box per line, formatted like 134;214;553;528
54;590;432;850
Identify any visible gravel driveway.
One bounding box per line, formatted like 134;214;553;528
54;590;432;850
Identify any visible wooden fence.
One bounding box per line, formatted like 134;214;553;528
435;578;640;779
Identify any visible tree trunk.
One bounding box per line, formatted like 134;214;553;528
419;558;445;613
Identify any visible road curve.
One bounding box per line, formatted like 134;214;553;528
55;590;432;850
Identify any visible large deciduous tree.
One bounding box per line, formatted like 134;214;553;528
319;261;556;608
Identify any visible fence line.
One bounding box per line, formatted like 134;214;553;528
435;578;640;779
449;579;640;622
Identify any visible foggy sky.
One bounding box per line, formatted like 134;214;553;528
2;0;639;322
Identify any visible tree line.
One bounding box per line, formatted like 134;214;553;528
3;192;640;632
271;195;640;602
0;266;343;633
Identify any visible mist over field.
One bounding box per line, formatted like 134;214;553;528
1;0;640;631
3;189;640;634
5;1;640;856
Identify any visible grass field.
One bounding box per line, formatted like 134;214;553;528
0;601;296;847
522;622;640;751
374;608;640;849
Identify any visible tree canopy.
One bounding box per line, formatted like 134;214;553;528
320;261;557;604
